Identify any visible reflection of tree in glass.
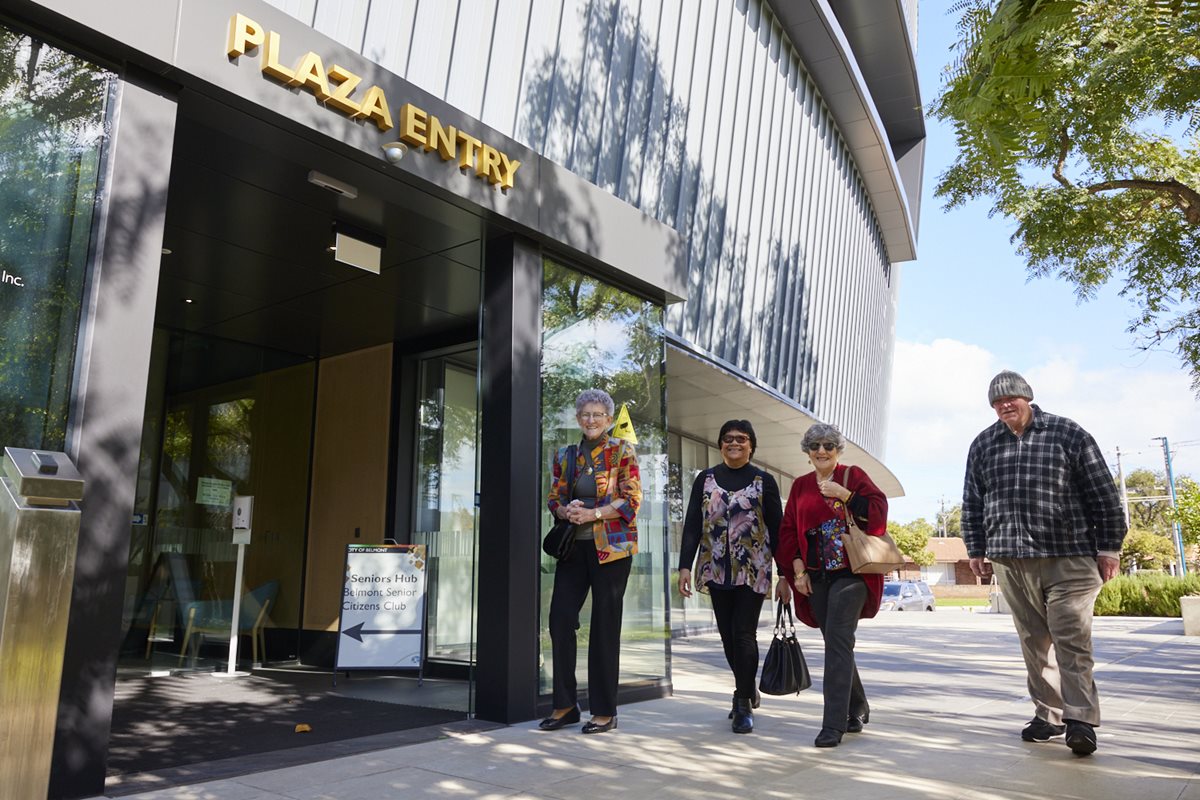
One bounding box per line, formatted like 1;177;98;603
416;387;478;533
156;409;192;528
206;399;254;487
0;31;111;450
541;260;664;449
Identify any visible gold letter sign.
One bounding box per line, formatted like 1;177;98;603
227;13;520;190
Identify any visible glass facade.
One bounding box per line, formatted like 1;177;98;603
539;258;668;696
0;28;111;451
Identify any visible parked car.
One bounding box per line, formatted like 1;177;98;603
880;580;936;612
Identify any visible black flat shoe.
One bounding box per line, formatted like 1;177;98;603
814;728;843;748
581;716;617;734
728;689;761;718
847;713;868;733
538;706;581;731
731;698;754;734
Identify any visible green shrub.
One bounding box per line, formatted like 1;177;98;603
1094;573;1200;616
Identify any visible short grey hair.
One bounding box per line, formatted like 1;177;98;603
801;423;845;452
575;389;615;416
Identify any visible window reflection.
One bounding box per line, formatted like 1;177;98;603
0;28;111;450
414;353;479;664
539;258;667;695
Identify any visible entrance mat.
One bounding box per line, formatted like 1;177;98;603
107;669;465;777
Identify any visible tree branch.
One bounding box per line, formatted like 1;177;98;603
1087;178;1200;225
1052;129;1073;188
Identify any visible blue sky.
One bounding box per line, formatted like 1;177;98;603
883;2;1200;523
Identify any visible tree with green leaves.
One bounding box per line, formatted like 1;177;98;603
1172;476;1200;550
887;519;936;567
1120;528;1179;571
1123;468;1174;536
933;0;1200;385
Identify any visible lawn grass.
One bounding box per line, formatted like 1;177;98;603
935;598;990;608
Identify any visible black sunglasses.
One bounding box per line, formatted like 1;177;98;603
806;442;838;452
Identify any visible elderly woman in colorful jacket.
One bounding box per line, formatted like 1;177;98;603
775;423;888;748
678;419;783;734
539;388;641;735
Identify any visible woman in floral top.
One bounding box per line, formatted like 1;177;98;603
775;423;888;748
678;420;782;734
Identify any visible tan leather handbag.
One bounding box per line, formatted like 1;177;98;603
839;505;906;573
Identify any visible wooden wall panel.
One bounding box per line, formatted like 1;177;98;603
244;362;316;632
302;344;393;631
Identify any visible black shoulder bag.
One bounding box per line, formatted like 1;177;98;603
759;599;812;695
542;445;578;560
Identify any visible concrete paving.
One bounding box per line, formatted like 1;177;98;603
98;611;1200;800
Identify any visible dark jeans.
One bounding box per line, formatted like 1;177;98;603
808;572;869;731
708;584;767;700
548;545;632;716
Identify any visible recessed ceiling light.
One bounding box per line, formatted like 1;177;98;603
183;298;194;304
161;247;172;255
326;245;336;253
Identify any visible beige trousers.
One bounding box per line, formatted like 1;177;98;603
992;556;1104;726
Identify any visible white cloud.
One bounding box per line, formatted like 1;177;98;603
885;339;1200;523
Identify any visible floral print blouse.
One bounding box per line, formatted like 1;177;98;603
693;470;775;594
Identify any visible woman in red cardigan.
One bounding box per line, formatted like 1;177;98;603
775;423;888;748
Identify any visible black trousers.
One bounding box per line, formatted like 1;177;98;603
708;585;767;700
548;544;632;716
808;573;869;731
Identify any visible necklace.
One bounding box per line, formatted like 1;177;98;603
584;446;604;475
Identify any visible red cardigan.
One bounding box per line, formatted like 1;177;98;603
774;463;889;628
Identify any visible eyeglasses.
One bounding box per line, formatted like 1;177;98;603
578;412;609;421
721;435;750;444
806;442;838;452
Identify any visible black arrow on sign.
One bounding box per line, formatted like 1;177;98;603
341;622;414;643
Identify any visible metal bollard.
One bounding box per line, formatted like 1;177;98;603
0;447;84;800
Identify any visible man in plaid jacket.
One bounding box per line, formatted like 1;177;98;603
962;370;1126;757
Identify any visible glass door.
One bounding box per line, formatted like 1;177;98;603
121;329;315;673
412;347;480;680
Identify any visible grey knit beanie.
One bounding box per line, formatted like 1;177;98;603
988;370;1033;405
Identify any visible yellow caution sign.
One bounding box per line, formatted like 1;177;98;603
611;403;638;444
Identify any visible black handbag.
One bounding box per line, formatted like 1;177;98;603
759;599;812;695
542;445;578;560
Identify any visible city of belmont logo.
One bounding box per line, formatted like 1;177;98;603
226;13;520;190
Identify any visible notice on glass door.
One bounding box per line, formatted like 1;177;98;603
196;476;233;507
335;544;427;670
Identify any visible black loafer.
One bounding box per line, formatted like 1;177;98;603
846;714;866;733
814;727;843;748
581;716;617;734
538;706;581;731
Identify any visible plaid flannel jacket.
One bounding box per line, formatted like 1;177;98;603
547;436;640;562
962;405;1127;559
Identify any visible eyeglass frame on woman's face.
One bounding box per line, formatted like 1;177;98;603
578;411;611;421
806;442;838;452
721;434;751;445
